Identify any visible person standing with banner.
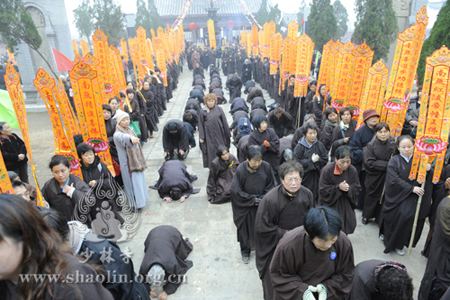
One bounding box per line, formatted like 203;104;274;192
0;122;29;183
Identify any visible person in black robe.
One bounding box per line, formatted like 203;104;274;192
330;107;357;160
199;93;231;168
140;81;158;137
380;135;429;256
150;160;198;203
251;96;267;112
419;197;450;300
230;145;276;263
349;108;379;209
294;121;328;204
229;110;249;130
153;75;167;113
229;97;249;115
304;80;317;115
0;122;29;183
244;80;255;94
268;107;295;138
247;86;263;103
207;145;239;204
237;134;251;163
124;88;148;142
270;207;355;300
193;63;204;79
346;260;413;300
312;83;327;128
362;122;395;224
211;87;227;104
185;97;201;114
285;75;300;126
321;107;339;153
319;146;361;234
250;108;267;123
242;59;252;83
189;87;204;104
255;161;315;300
102;104;120;165
226;74;243;102
162;120;190;161
291;114;322;149
183;109;199;131
273;64;281;103
139;225;193;299
183;121;196;149
278;137;293;165
227;53;236;74
248;115;280;180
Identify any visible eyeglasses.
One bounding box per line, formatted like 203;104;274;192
285;178;302;183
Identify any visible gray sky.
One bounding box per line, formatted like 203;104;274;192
65;0;439;39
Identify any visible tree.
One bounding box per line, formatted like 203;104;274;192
297;0;306;31
135;0;152;34
333;0;348;40
73;0;94;46
0;0;58;78
417;0;450;84
308;0;337;51
92;0;125;47
148;0;162;31
269;4;282;31
352;0;398;62
257;0;270;26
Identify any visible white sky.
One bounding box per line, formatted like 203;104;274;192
64;0;439;39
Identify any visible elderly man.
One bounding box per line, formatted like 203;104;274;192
255;161;315;300
270;207;355;300
140;225;193;300
162;120;190;161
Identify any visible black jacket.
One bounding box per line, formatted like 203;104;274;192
0;133;28;169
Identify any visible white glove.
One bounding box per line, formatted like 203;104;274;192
316;284;327;300
312;154;320;163
303;286;317;300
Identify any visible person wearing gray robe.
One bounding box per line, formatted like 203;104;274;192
113;117;149;210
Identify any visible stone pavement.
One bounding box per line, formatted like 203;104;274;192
119;64;429;299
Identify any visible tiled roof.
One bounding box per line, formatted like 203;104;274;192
155;0;262;18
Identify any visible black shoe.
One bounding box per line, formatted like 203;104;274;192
242;255;250;264
362;218;369;225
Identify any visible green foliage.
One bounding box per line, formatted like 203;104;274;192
73;0;94;42
135;0;152;34
417;0;450;84
333;0;348;40
92;0;125;47
308;0;337;51
148;0;162;30
256;0;282;30
0;0;42;53
297;0;306;30
269;4;282;31
352;0;398;62
257;0;270;26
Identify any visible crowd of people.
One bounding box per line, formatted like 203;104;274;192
0;42;449;300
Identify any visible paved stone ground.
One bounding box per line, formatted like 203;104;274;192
19;62;429;299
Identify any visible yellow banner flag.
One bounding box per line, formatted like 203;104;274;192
80;39;89;56
120;38;129;61
316;40;334;99
72;40;79;56
251;24;259;55
92;29;111;104
0;151;14;194
331;41;355;111
270;33;282;75
294;34;314;98
207;19;217;50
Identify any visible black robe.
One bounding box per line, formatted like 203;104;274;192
291;127;322;150
285;85;300;125
199;105;231;168
381;155;423;253
251;96;267;112
270;226;355;300
312;95;325;128
226;77;243;101
193;66;204;78
140;88;158;134
139;225;193;295
185;98;201;114
229;111;249;130
229;97;249;115
330;119;357;159
212;88;227;104
230;161;276;251
104;117;119;164
237;135;250;163
207;154;239;204
162;120;189;153
247;128;280;175
244;80;256;94
125;98;148;142
268;110;295;138
321;120;337;152
151;160;198;199
304;90;315;115
247;87;263;103
362;136;396;220
242;63;252;83
319;162;362;234
183;109;199;130
293;138;328;204
250;108;267;123
255;185;314;300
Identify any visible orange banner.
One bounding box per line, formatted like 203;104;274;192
80;39;89;56
331;41;355;111
92;29;111;104
270;33;282;75
316;40;334;99
120;38;129;61
251;24;259;55
72;40;79;56
0;151;14;194
294;34;314;97
70;62;115;176
4;63;43;205
328;41;344;100
136;26;154;84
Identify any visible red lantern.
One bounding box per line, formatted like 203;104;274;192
189;23;198;31
226;21;235;29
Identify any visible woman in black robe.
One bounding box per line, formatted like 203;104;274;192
227;54;236;74
102;104;119;164
248;115;281;181
304;80;317;115
199;93;231;168
285;75;300;125
312;83;327;128
140;81;158;137
230;145;276;263
124;88;148;142
207;145;239;204
293;121;328;204
226;74;243;102
321;107;338;153
152;75;166;115
319;146;361;234
247;86;263;103
381;135;429;256
330;107;357;160
362;122;395;224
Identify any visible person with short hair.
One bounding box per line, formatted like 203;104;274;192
285;74;299;124
8;170;37;202
291;114;322;149
199;93;231;168
294;121;328;204
330;107;357;160
319;146;361;234
162;119;190;161
267;107;295;139
139;225;193;300
207;145;239;204
313;84;328;128
304;80;317;115
150;160;199;203
346;260;413;300
270;206;355;300
255;161;314;300
321;107;339;152
230;145;276;263
226;73;243;102
0;121;29;183
11;180;49;209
